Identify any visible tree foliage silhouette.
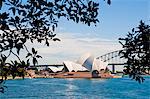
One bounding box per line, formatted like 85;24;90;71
119;21;150;83
0;0;111;92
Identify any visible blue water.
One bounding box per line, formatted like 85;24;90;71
0;76;150;99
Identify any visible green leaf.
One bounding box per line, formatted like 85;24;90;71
9;7;16;15
26;53;32;58
33;57;38;66
0;0;2;9
45;40;49;46
76;17;79;23
32;48;36;54
16;46;21;55
26;59;30;67
53;38;61;41
1;54;7;62
132;28;134;32
107;0;111;5
36;55;42;58
35;51;37;55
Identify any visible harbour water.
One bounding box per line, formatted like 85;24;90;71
0;76;150;99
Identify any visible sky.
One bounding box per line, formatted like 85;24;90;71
1;0;150;65
33;0;149;65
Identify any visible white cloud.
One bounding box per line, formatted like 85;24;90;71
0;30;122;65
31;32;122;64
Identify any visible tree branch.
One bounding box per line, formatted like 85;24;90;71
11;50;22;63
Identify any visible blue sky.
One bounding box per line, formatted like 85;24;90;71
56;0;149;40
1;0;150;65
36;0;149;64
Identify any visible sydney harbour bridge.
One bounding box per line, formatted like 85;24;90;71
97;50;127;73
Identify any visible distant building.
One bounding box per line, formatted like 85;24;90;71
27;53;109;77
63;53;108;73
63;61;88;72
48;66;64;73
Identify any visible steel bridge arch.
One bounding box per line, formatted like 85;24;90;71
96;50;127;73
96;50;126;64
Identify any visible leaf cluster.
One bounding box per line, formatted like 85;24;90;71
0;0;99;73
0;54;29;92
0;0;102;92
119;21;150;83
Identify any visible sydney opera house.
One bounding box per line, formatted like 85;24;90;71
50;53;113;78
27;53;113;78
63;53;108;72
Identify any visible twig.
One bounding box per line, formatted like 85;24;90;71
11;50;22;63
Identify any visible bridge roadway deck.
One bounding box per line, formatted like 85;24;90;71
29;63;126;67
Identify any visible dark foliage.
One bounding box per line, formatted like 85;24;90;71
0;0;112;93
119;21;150;83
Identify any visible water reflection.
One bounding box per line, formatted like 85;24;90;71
64;78;79;99
0;77;149;99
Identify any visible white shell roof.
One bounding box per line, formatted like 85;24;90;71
63;54;108;72
48;66;64;73
92;58;108;71
82;56;94;71
76;53;91;65
63;61;88;72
